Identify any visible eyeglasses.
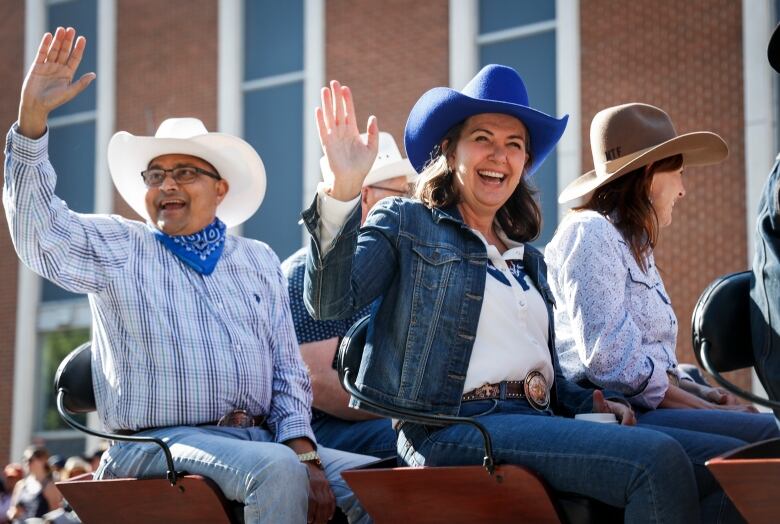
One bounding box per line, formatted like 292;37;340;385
368;184;413;197
140;166;221;187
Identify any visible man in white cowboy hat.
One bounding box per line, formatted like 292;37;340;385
3;27;372;524
282;132;416;458
751;22;780;420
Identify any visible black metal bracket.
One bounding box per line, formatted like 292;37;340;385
57;389;181;486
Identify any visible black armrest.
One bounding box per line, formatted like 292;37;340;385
692;271;780;409
54;343;182;485
337;316;498;474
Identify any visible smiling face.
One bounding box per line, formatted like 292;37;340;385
144;154;229;236
446;113;530;223
649;166;685;227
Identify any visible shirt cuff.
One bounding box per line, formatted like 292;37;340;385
316;182;360;255
6;122;49;165
275;414;317;446
627;360;669;409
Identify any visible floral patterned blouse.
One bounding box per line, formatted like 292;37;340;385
545;210;679;409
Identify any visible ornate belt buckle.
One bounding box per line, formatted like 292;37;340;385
218;409;254;428
523;371;550;411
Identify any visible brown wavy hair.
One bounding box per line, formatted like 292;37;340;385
576;154;683;272
413;121;541;242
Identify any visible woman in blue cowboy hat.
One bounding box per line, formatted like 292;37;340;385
303;65;727;522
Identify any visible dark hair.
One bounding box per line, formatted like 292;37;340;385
413;120;541;242
576;154;684;271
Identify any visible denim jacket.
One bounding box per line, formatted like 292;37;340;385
303;196;607;417
751;152;780;416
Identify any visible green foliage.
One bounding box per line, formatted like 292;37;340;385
40;328;90;430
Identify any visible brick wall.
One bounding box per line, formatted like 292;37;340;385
113;0;218;219
580;0;751;389
0;1;25;465
325;0;449;154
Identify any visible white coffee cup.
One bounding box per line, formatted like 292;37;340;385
574;413;618;424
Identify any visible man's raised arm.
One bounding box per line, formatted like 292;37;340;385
18;26;95;138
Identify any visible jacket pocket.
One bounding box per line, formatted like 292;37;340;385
411;244;461;290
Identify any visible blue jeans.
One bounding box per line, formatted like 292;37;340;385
312;415;397;459
94;425;374;524
638;408;780;444
399;399;719;524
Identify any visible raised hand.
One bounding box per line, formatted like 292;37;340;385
315;80;378;201
19;27;96;138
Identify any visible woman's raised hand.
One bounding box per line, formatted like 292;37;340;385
315;80;378;201
19;27;96;139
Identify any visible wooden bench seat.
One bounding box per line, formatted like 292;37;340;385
706;437;780;524
56;472;241;524
342;464;563;523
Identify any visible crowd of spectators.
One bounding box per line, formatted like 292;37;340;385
1;443;106;524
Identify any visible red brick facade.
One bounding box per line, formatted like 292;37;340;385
325;0;449;154
113;0;218;219
0;1;25;465
580;0;751;389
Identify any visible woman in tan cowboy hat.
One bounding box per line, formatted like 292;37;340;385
546;103;780;444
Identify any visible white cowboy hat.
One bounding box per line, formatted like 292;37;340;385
108;118;266;228
320;132;418;187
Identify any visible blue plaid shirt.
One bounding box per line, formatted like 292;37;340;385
3;125;314;442
282;247;371;345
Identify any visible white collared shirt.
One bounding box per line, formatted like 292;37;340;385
545;210;679;409
463;229;553;393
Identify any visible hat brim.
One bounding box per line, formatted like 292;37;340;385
558;131;728;203
404;87;568;175
363;158;419;186
770;23;780;74
108;132;266;228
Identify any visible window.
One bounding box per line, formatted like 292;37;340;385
241;0;306;260
31;0;99;456
43;0;98;302
478;0;558;245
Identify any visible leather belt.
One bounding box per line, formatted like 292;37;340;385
113;409;266;436
462;371;550;411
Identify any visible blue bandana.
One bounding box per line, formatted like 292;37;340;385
154;218;226;275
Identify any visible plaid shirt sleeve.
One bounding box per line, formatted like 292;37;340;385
3;124;131;293
265;246;316;444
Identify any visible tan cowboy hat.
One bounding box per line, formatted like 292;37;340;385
320;132;418;186
558;103;728;203
108;118;266;228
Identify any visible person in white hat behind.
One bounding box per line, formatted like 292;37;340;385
4;27;372;524
282;132;415;458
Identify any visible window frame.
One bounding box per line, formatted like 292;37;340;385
448;0;581;239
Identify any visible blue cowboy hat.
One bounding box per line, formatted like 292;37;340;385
404;64;568;175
